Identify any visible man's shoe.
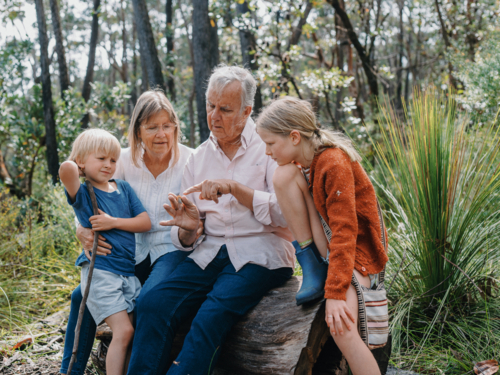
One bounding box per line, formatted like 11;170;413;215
293;240;328;305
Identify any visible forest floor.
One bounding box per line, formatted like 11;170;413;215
0;308;419;375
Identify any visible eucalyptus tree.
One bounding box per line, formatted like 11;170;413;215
192;0;219;142
34;0;60;184
49;0;70;97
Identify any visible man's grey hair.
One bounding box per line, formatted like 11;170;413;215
206;65;257;112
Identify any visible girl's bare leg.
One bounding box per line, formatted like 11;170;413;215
123;313;134;374
104;311;134;375
330;271;381;375
272;164;328;258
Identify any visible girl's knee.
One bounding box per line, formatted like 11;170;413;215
331;329;362;350
272;164;301;189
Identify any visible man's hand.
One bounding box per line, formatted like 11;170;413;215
160;193;200;231
89;209;117;231
76;225;112;260
325;298;356;336
183;179;234;204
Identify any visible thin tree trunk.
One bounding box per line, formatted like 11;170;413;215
237;1;262;115
327;0;379;104
192;0;219;142
130;18;138;110
166;0;176;101
35;0;59;185
49;0;70;96
434;0;457;88
189;85;196;148
132;0;165;91
396;0;404;111
81;0;101;129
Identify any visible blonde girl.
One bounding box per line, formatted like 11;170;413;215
256;97;388;375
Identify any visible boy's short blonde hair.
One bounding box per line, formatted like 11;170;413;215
69;128;121;164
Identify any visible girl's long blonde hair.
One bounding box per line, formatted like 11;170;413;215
256;96;361;162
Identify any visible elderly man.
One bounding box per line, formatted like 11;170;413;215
126;66;294;375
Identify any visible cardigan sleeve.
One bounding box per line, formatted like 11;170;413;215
314;150;358;301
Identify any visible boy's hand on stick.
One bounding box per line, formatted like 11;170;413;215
325;299;355;337
89;209;117;231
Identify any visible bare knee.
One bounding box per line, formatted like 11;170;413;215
331;328;363;352
272;164;302;190
112;325;134;347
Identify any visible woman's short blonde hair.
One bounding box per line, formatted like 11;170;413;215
128;90;180;168
256;96;361;163
69;128;121;164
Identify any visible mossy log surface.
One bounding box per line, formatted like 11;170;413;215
94;276;391;374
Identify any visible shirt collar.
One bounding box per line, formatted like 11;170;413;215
209;117;255;150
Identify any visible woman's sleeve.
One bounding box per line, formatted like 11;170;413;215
318;152;358;301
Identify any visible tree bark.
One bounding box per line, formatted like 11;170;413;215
49;0;70;96
287;0;314;51
132;0;166;91
81;0;101;129
237;1;262;116
35;0;60;185
326;0;379;103
433;0;457;88
166;0;176;101
192;0;219;142
94;277;392;374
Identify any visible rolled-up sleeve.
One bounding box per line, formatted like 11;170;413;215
252;157;288;228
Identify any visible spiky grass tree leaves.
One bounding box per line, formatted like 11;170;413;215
372;89;500;372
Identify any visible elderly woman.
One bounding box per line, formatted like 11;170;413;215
60;90;195;375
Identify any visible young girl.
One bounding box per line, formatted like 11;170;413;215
59;129;151;375
256;97;388;375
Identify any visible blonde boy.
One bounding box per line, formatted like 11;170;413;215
59;129;151;375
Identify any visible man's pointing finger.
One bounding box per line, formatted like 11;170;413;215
183;183;202;195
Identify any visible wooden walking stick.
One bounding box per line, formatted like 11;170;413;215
67;180;99;375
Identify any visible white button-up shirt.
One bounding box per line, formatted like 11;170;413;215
114;144;194;264
171;118;295;271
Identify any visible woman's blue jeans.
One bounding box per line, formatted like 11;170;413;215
60;250;190;375
127;245;293;375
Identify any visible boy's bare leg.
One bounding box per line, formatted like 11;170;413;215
272;164;329;258
104;311;134;375
123;313;134;374
329;271;381;375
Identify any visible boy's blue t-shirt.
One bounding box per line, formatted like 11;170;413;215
66;179;146;276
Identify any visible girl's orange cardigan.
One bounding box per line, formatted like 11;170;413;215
309;147;388;301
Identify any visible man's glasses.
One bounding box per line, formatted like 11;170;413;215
141;123;177;134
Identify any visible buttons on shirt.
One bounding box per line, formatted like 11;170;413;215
361;267;366;272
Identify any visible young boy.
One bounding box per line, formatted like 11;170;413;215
59;129;151;375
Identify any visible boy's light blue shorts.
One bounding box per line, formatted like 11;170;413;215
81;263;141;325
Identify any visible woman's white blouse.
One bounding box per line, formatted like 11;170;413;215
114;144;194;264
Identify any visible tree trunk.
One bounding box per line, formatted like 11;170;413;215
192;0;219;142
94;277;392;374
395;0;404;111
237;1;262;115
49;0;70;96
327;0;379;104
81;0;101;129
132;0;165;91
166;0;176;101
35;0;60;185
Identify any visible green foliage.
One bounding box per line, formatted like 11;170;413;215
0;185;80;331
455;35;500;123
373;90;500;372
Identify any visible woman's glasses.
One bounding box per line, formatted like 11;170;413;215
141;123;177;134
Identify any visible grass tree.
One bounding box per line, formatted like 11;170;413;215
373;90;500;372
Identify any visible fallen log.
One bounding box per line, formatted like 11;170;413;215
93;276;391;374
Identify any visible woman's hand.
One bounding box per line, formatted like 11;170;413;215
75;225;112;260
325;298;356;336
183;179;234;204
89;209;117;231
160;193;200;231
